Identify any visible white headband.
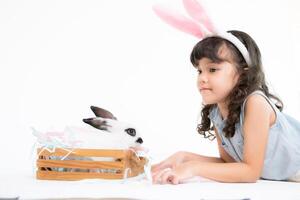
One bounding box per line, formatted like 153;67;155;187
212;32;252;66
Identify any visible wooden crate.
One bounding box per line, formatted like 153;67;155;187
36;148;147;181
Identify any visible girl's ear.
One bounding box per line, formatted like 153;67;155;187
90;106;117;120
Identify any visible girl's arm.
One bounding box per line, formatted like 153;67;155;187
152;125;235;175
181;130;236;163
180;151;224;163
151;150;225;175
152;129;235;174
154;94;274;184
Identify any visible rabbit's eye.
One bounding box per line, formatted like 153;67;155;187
125;128;136;137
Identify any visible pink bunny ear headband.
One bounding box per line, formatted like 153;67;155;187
152;0;252;67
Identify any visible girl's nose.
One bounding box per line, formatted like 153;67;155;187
198;73;208;84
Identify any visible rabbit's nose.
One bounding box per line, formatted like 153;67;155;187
136;137;143;144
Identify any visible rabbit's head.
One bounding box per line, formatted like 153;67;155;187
82;106;143;147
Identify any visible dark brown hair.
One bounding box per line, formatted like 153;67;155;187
190;30;283;138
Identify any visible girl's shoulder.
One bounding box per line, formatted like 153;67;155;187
242;90;277;113
245;92;274;109
241;90;277;126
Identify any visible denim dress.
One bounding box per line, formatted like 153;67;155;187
208;90;300;180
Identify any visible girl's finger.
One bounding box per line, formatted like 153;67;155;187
152;168;172;184
171;175;179;185
152;169;165;184
151;163;162;173
151;162;170;174
160;169;175;184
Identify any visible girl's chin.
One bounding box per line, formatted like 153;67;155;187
202;98;217;105
203;102;215;105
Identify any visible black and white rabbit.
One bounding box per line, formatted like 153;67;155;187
81;106;143;148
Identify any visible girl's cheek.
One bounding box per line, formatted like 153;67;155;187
196;79;201;89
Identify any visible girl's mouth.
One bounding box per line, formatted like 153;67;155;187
200;88;212;92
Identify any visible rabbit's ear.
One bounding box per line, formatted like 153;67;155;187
90;106;117;120
152;4;205;39
182;0;215;33
82;117;110;131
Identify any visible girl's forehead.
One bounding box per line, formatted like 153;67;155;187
198;57;226;67
198;57;238;72
198;58;214;66
218;44;233;60
197;45;235;67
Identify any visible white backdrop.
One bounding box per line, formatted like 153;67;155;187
0;0;300;173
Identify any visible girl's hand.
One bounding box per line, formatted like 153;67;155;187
152;162;194;184
151;151;186;178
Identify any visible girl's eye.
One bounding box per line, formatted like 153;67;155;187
209;68;217;72
197;69;202;74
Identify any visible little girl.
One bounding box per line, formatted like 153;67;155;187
151;30;300;184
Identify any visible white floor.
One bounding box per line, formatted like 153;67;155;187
1;169;300;200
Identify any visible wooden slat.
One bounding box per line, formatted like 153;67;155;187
36;170;124;181
37;159;124;170
37;148;126;158
36;148;147;181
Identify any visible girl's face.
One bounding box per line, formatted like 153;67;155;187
197;57;240;105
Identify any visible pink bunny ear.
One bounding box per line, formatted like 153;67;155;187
152;4;205;39
182;0;215;33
